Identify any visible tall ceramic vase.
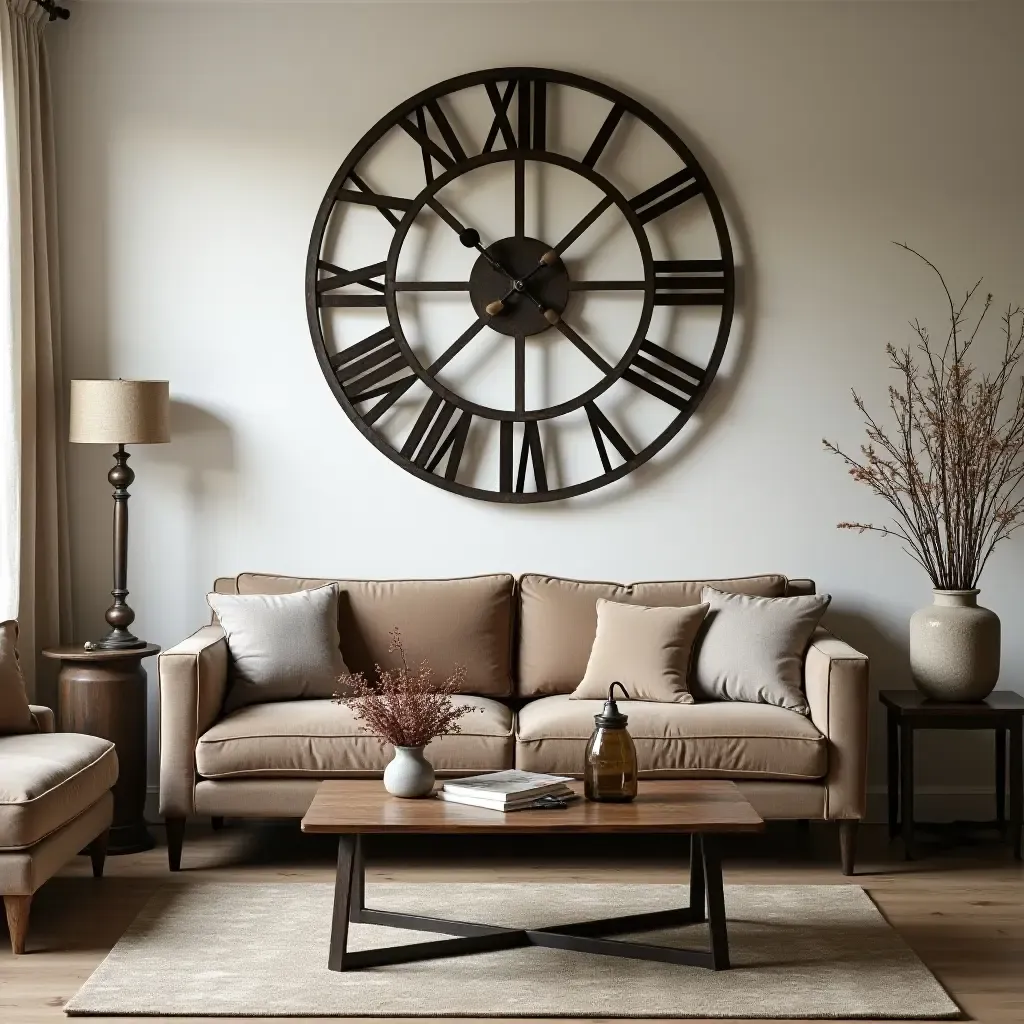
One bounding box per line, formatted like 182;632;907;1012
909;590;1000;702
383;745;435;798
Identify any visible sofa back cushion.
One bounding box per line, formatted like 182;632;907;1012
233;573;515;697
517;574;791;697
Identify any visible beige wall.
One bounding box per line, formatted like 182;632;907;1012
50;1;1024;816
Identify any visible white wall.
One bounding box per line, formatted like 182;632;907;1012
50;0;1024;814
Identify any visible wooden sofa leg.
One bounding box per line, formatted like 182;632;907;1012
89;828;109;879
839;820;859;876
4;894;32;955
166;817;185;872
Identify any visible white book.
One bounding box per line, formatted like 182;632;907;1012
436;789;577;812
437;783;573;809
442;770;573;804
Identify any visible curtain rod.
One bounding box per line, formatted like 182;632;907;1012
32;0;70;21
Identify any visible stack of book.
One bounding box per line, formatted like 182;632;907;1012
437;770;575;812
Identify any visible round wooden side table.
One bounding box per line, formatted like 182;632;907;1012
42;643;161;855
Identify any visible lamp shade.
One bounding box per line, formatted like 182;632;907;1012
69;379;171;444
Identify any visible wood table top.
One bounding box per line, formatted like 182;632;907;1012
300;780;764;835
41;643;161;662
879;689;1024;714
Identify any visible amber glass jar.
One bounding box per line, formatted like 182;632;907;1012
584;682;638;802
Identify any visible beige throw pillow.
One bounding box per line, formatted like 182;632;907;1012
692;587;831;714
571;599;709;704
0;620;34;735
208;585;350;712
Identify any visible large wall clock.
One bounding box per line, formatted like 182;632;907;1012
306;67;735;503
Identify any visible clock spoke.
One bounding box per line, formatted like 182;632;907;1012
552;196;613;256
550;317;613;374
342;173;413;229
514;154;525;239
514;333;525;415
569;280;646;291
427;315;490;375
392;281;470;291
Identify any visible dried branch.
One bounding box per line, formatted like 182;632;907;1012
334;628;481;748
824;246;1024;590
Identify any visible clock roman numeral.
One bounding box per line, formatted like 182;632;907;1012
402;101;467;184
582;103;625;168
483;81;516;153
330;328;416;425
623;340;705;411
500;420;547;494
400;394;473;479
484;78;547;153
630;169;701;225
339;173;413;229
585;403;635;473
654;260;728;306
313;262;385;299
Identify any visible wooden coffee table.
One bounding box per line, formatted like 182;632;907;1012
301;779;763;973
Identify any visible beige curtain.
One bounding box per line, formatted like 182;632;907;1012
0;0;70;698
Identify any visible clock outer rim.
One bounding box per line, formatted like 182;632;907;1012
306;66;736;504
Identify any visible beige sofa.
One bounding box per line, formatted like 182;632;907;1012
159;573;869;874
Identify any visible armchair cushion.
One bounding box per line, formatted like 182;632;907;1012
0;732;117;849
0;621;33;735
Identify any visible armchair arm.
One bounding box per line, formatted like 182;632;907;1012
804;627;870;820
158;625;229;818
29;705;54;732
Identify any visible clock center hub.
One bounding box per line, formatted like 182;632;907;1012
469;236;570;338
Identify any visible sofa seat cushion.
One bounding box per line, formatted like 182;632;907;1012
196;696;514;778
0;733;118;849
515;695;827;780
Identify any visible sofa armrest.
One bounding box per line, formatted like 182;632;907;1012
29;705;54;732
804;626;869;820
158;625;229;818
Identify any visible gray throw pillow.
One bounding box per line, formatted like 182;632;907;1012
208;585;350;712
692;587;831;714
0;620;34;735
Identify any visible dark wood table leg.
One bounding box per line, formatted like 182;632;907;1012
688;833;706;922
996;728;1007;836
887;707;900;840
1010;721;1023;861
900;721;916;859
700;834;729;970
328;835;359;971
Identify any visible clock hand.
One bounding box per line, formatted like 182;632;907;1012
425;197;519;283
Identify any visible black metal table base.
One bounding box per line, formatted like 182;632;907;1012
328;833;730;972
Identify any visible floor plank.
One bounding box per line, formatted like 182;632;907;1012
1;822;1021;1023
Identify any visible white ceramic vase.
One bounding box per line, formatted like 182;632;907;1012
383;745;435;798
909;589;1000;702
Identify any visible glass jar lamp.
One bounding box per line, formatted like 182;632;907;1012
584;682;638;802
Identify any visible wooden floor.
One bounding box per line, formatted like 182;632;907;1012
1;821;1022;1023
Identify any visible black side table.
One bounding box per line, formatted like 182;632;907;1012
880;689;1023;860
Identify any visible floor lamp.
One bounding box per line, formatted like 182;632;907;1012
69;379;170;650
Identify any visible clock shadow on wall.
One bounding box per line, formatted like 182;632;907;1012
306;67;753;505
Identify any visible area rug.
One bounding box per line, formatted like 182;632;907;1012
65;882;959;1018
